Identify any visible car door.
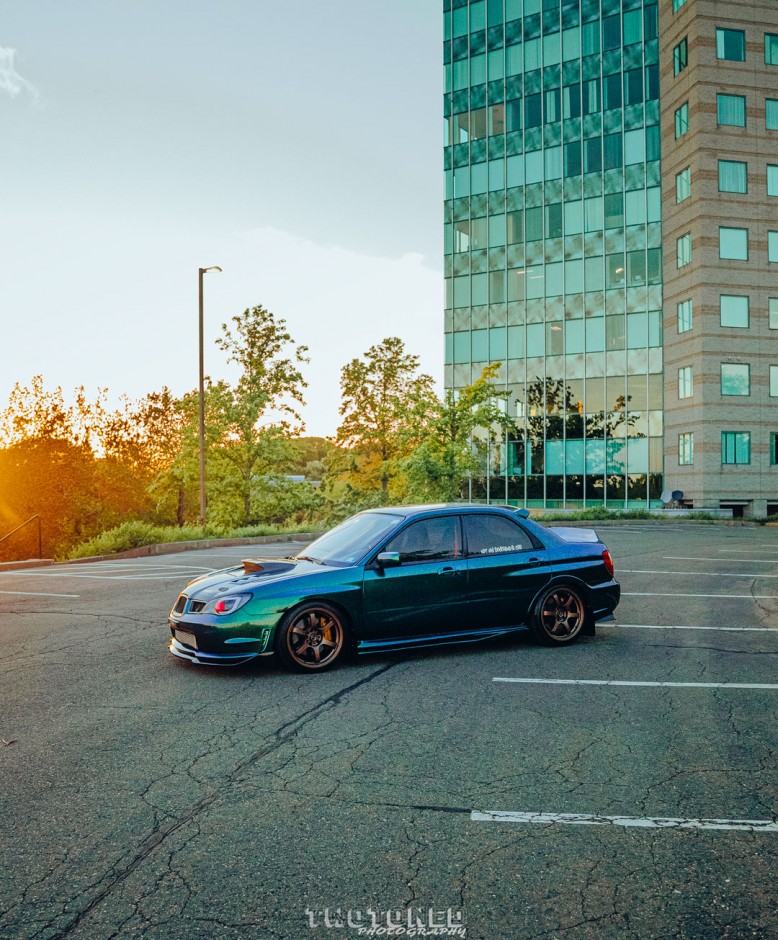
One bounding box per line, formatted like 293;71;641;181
361;515;469;640
463;513;551;628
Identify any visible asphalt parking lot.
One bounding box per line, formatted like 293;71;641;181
1;525;777;940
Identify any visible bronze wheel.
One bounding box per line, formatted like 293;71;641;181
532;585;586;645
275;603;346;672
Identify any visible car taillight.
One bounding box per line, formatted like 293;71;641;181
602;549;614;577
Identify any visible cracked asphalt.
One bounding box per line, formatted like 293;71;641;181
1;526;777;940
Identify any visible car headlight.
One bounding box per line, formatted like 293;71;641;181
202;594;253;616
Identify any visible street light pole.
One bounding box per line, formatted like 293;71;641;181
198;265;222;526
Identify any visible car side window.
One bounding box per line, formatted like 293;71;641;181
464;514;535;557
383;516;461;563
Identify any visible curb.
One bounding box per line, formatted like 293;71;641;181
3;533;319;571
0;559;55;573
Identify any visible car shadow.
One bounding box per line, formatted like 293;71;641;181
165;625;595;680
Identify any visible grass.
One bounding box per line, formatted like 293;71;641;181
535;507;720;522
66;520;320;560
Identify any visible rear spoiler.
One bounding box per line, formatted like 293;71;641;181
547;526;600;543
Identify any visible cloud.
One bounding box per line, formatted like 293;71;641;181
0;47;38;100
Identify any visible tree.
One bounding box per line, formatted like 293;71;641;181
210;305;309;524
0;378;145;557
402;364;515;502
335;337;436;494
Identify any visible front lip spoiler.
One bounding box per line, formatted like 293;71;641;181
168;636;264;666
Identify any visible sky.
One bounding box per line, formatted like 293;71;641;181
0;0;443;438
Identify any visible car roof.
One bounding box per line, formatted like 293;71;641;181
365;503;525;519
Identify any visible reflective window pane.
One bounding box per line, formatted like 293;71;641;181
720;295;749;328
721;363;750;396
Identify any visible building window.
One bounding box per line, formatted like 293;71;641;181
766;34;778;66
717;29;746;61
718;160;747;193
676;167;691;202
771;433;778;465
770;232;778;262
678;299;693;333
771;298;778;329
768;165;778;196
722;431;751;464
719;227;748;260
721;362;751;396
677;232;692;267
673;0;687;10
674;38;688;75
771;365;778;397
720;295;750;328
678;366;693;398
675;102;689;138
718;94;746;126
679;433;694;465
768;99;778;130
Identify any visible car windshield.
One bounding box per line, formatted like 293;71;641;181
300;512;403;567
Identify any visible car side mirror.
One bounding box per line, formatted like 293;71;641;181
375;551;401;568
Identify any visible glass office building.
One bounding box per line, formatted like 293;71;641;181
443;0;664;508
444;0;778;516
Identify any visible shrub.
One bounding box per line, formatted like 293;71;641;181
65;520;319;560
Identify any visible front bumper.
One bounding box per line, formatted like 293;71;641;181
168;614;274;666
168;635;267;666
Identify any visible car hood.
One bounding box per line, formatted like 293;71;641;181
182;558;326;600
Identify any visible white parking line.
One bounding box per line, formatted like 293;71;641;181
0;590;80;598
0;573;209;582
611;623;778;633
663;556;778;565
59;561;216;571
471;811;778;832
493;678;778;689
717;549;778;555
0;572;199;581
1;566;215;578
620;569;778;579
623;592;776;599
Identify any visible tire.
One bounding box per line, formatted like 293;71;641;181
274;602;347;672
531;584;587;646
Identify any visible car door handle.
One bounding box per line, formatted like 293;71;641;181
437;566;461;576
526;557;541;568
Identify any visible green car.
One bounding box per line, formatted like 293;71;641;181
168;504;620;672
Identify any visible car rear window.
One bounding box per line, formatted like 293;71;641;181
464;514;535;557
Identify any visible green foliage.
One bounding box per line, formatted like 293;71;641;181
335;336;436;494
287;436;337;481
212;305;309;522
402;364;514;503
537;508;720;522
66;519;319;560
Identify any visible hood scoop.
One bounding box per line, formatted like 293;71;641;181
241;559;296;576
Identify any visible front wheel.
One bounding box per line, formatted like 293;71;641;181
531;585;587;645
274;602;347;672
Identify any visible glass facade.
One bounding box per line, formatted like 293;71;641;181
444;0;663;507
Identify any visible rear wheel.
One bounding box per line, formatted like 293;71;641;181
274;602;347;672
531;585;587;645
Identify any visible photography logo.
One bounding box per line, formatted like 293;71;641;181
305;907;466;936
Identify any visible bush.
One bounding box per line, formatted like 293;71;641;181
65;520;320;560
537;508;719;522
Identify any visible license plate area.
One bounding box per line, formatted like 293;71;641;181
175;630;198;650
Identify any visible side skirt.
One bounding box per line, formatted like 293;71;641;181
355;624;529;655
